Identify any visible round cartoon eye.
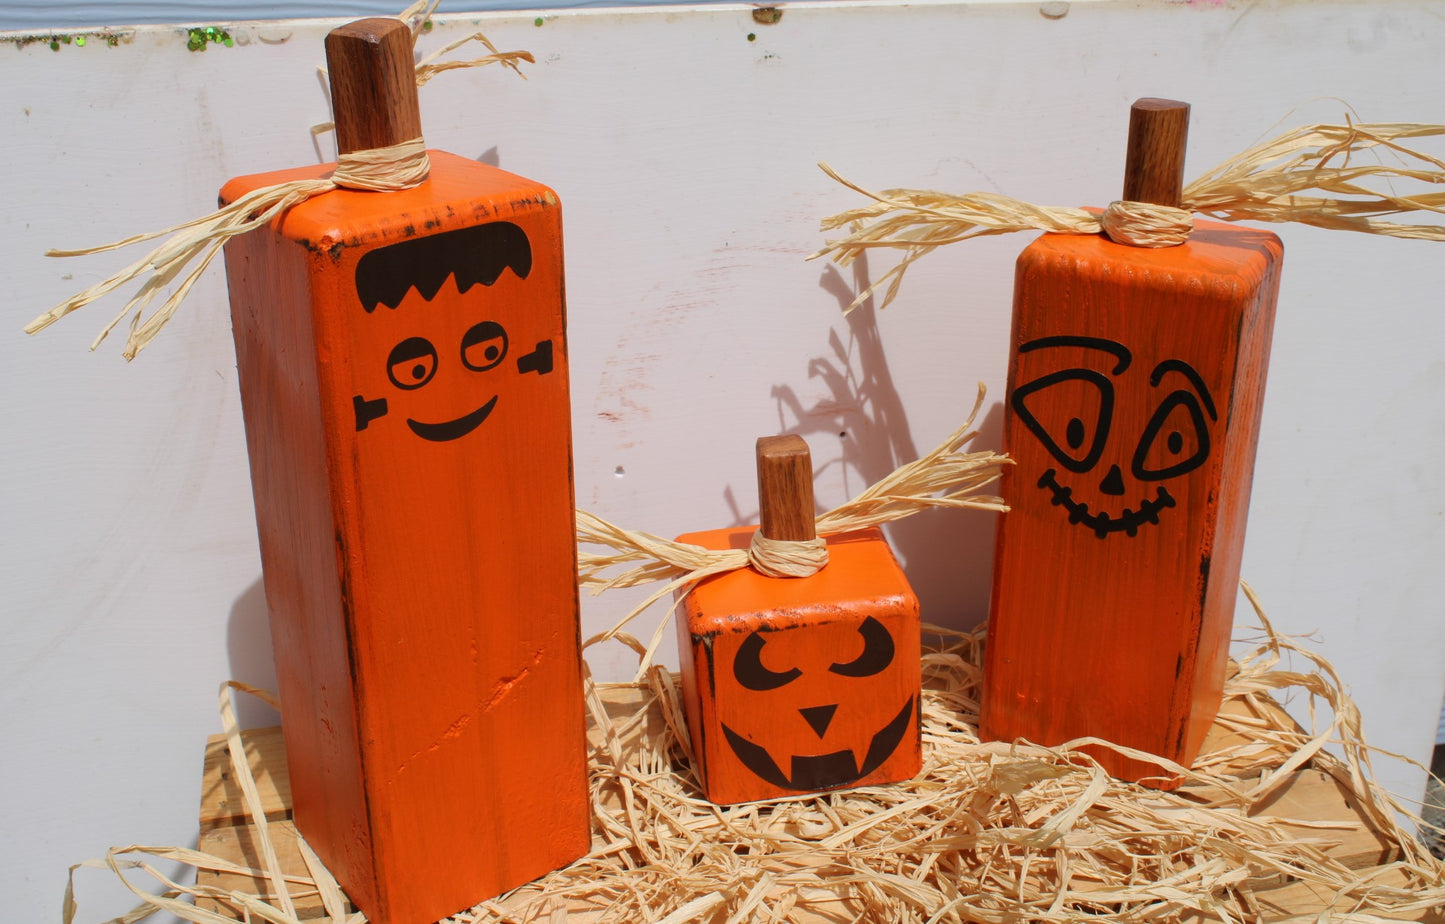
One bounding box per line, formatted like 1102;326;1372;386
1132;390;1211;480
828;617;894;678
1011;369;1114;473
387;337;437;390
461;320;508;372
734;631;802;691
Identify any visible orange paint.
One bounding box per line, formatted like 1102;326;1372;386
675;527;921;805
981;219;1281;783
221;150;587;922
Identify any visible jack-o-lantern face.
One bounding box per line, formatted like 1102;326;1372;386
348;221;555;441
675;526;921;805
1011;335;1217;539
714;616;915;792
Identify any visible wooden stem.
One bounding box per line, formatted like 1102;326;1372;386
1122;98;1190;208
756;435;815;541
325;18;423;155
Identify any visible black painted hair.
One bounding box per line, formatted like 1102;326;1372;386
354;221;532;312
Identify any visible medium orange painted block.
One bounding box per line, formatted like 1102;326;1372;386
220;150;588;923
675;527;921;805
982;221;1282;783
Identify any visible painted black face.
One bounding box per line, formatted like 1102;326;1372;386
720;617;914;791
352;327;555;440
347;220;554;440
1012;336;1217;539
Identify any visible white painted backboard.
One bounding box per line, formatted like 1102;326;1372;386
3;2;1443;920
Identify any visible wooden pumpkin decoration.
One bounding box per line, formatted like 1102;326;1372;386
675;435;922;805
220;20;586;923
982;100;1281;783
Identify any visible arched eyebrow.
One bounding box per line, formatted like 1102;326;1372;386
1019;336;1131;375
1150;359;1218;421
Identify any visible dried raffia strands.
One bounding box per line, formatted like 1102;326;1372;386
403;0;534;84
456;582;1445;923
63;682;363;924
23;0;532;361
576;384;1009;680
814;120;1445;312
308;1;533;135
64;585;1445;923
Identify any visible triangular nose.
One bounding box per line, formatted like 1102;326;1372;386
1100;464;1126;496
800;704;838;738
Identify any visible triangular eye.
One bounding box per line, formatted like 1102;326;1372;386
733;631;801;691
829;617;894;678
1012;369;1114;473
1132;390;1211;481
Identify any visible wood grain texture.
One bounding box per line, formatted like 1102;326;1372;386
675;527;920;805
325;18;422;154
220;147;587;923
756;434;815;541
1122;98;1190;207
199;726;290;832
197;820;345;920
981;220;1282;784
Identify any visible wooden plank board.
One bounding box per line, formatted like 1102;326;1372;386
1246;871;1445;924
1188;689;1309;785
196;820;348;921
1248;768;1395;870
199;725;291;831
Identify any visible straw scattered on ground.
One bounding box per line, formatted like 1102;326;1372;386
66;584;1445;924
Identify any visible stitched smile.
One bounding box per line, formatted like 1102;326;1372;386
1037;468;1175;539
406;395;499;442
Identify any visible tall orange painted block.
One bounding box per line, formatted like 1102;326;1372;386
676;436;921;805
982;100;1281;783
220;20;587;923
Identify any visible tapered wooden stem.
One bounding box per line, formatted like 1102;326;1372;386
325;18;422;155
1122;98;1190;208
756;435;815;541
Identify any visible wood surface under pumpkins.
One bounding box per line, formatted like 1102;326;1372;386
675;435;922;805
220;18;586;924
983;100;1281;784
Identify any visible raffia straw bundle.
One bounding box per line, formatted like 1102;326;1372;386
576;385;1009;680
65;585;1445;923
23;0;533;361
814;120;1445;312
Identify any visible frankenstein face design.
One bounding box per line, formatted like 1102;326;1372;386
720;617;914;792
350;221;554;441
1011;336;1217;539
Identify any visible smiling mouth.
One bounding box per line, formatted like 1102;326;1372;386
1037;468;1175;539
406;395;499;442
720;697;914;792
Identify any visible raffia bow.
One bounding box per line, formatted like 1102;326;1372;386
814;120;1445;312
578;385;1010;679
24;0;534;360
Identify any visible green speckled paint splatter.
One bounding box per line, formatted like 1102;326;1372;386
187;26;233;52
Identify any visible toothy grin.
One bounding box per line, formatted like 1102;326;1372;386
1037;468;1175;539
721;697;914;792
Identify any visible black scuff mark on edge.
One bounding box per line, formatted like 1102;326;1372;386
699;632;717;701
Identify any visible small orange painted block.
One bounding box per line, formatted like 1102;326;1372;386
221;151;587;923
982;220;1281;783
675;527;921;805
